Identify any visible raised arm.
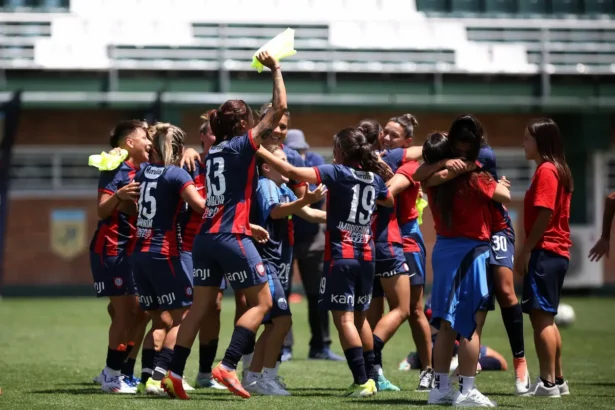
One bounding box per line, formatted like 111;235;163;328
270;185;326;220
257;146;320;185
250;51;287;147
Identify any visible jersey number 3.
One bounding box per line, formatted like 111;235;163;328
206;157;226;197
347;184;376;224
138;181;157;219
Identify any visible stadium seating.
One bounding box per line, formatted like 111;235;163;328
0;0;614;73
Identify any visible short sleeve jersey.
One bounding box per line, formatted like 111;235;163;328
314;164;390;261
133;164;194;256
90;161;138;257
199;131;259;236
523;162;572;258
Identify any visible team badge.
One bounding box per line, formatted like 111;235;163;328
185;287;193;297
113;277;124;288
277;298;288;310
256;263;266;277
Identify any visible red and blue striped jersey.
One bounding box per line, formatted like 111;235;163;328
179;160;206;252
199;132;258;236
90;161;138;257
251;177;297;266
371;148;405;247
314;164;390;261
133;164;194;256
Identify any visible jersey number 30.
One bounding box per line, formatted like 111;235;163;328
347;184;376;224
206;157;226;197
138;181;157;219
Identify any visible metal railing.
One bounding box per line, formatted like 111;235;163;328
9;145;533;199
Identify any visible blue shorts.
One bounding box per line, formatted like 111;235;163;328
90;252;136;297
192;233;267;290
400;220;427;287
431;236;491;340
489;230;515;270
264;262;291;322
522;249;569;315
276;260;293;296
373;242;409;298
132;252;193;311
181;251;227;291
320;259;375;312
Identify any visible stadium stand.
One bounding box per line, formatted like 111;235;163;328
0;0;613;73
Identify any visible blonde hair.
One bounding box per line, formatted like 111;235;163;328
148;122;186;166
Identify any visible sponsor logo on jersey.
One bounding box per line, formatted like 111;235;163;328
144;166;164;179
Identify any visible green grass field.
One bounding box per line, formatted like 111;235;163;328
1;297;614;409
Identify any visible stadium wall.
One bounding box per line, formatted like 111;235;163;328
3;109;614;295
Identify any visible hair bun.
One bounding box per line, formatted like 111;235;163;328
402;113;419;127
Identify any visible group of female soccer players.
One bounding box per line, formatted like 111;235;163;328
89;51;573;407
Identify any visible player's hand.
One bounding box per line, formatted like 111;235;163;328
180;148;201;172
108;147;123;156
250;224;270;244
444;159;466;173
589;237;610;262
513;249;530;276
303;184;327;205
256;51;279;69
418;187;424;199
498;175;511;189
116;181;140;201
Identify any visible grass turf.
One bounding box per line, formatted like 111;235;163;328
1;297;614;409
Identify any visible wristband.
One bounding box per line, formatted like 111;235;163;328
273;64;281;70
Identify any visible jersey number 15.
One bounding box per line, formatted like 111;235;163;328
138;181;157;219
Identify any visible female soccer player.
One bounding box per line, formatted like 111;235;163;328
374;114;435;392
90;120;151;394
162;50;286;400
243;145;326;395
515;118;572;398
413;115;530;395
257;127;394;398
357;118;410;392
131;123;206;394
422;128;510;407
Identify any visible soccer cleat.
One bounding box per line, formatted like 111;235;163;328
92;371;104;385
308;348;344;361
343;379;377;398
427;386;458;405
212;363;251;399
280;347;293;362
136;382;146;394
529;377;560;398
122;375;140;389
377;374;400;391
514;357;531;395
454;388;496;407
417;368;435;392
195;372;228;389
144;378;166;396
100;369;137;394
263;378;291;396
161;371;190;400
244;379;272;395
182;377;195;391
557;380;570;396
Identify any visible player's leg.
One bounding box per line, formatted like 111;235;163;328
407;248;433;391
195;286;227;389
553;323;569;395
491;232;529;394
121;304;149;385
366;276;385;383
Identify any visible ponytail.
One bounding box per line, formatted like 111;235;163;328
357;142;394;181
206;100;253;145
148;123;186;166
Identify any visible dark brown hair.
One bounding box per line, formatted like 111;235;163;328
388;113;419;138
356;119;382;149
527;118;573;193
447;114;484;161
205;100;253;145
334;128;393;181
109;120;148;148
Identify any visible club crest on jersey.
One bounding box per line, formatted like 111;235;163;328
255;263;266;277
185;287;193;297
144;166;164;179
277;298;288;310
113;277;124;288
